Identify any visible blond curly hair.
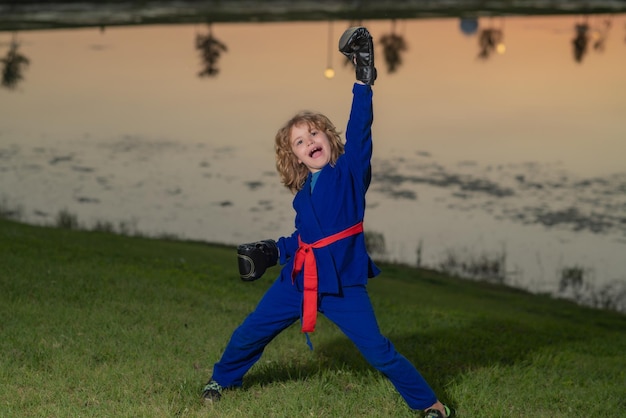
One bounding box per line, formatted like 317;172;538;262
275;111;345;193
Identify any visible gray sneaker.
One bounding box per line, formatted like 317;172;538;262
201;380;223;404
424;404;454;418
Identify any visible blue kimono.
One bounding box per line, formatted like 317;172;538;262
277;83;380;298
211;83;438;411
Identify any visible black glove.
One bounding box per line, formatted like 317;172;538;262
338;26;377;85
237;239;278;281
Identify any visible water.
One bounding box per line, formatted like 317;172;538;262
1;15;625;307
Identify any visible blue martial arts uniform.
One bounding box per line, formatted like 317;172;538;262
211;83;438;410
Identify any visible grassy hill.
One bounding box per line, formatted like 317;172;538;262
1;218;624;417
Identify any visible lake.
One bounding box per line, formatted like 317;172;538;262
1;13;625;309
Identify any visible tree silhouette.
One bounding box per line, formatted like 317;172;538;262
477;28;503;59
572;15;614;63
572;20;589;63
195;23;228;78
379;20;408;74
1;35;30;90
592;17;612;52
477;17;506;60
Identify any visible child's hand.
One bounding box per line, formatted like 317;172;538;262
338;26;377;85
237;239;278;281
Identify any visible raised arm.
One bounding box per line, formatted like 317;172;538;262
339;26;377;188
345;83;374;168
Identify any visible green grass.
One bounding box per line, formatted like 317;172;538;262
1;218;625;417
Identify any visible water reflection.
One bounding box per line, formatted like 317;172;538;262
323;21;335;79
1;33;30;89
340;18;410;75
0;15;625;311
459;17;479;36
477;17;506;59
195;23;228;78
3;14;625;88
380;19;408;73
572;15;613;63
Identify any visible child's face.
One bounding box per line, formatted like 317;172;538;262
290;122;331;173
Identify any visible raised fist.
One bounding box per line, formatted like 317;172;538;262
338;26;377;85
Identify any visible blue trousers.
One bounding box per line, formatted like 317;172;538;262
211;276;438;410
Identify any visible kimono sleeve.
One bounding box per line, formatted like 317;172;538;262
277;230;299;265
344;83;374;189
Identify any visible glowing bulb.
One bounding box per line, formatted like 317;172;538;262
324;67;335;79
496;43;506;54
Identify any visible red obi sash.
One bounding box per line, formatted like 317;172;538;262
291;222;364;333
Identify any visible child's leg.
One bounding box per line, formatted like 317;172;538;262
319;285;438;411
211;277;301;388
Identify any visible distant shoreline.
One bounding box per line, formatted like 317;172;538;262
1;0;625;32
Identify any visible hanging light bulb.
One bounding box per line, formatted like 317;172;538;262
324;21;334;79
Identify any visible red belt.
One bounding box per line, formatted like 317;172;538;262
291;222;364;333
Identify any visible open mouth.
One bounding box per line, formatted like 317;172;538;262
309;147;322;158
